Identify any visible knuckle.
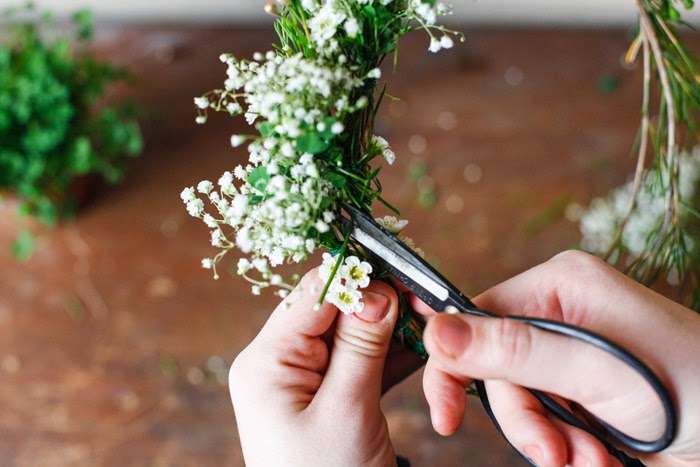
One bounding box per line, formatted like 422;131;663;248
228;345;261;395
549;249;606;275
228;352;247;393
334;323;388;358
488;319;533;373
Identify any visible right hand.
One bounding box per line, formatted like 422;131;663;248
413;250;700;467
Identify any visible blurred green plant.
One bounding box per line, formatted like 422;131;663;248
0;4;143;234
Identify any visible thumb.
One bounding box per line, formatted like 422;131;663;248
423;314;651;409
318;281;399;404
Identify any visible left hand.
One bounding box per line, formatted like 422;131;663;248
228;268;423;467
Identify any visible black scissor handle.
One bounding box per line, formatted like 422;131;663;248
452;300;678;464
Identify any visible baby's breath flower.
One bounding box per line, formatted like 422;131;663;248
194;96;210;109
367;68;382;80
184;0;458;299
230;135;246;148
581;148;700;257
197;180;214;194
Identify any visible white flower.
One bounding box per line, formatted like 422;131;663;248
341;256;372;288
375;215;408;234
331;122;345;134
237;258;252;274
429;37;442;53
440;35;454;49
383;148;396;165
231;135;246;148
233;165;248;180
194;96;210;109
301;0;317;11
211;229;226;247
319;252;339;283
201;258;214;269
197;180;214;194
180;187;197;202
195;115;207;125
327;283;364;314
309;3;346;47
203;214;218;228
186;199;204;217
344;17;360;38
251;285;262;295
270;274;283;286
315;220;330;233
367;68;382;80
372;135;396;164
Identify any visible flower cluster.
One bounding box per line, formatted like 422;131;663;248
319;253;373;314
299;0;456;55
183;0;457;305
580;148;700;269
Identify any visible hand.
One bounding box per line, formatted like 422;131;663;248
228;269;423;467
416;250;700;467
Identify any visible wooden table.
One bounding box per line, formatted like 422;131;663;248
0;25;681;466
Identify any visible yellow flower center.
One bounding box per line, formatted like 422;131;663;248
350;266;364;281
338;291;353;304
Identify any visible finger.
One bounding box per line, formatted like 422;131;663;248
485;380;568;467
549;417;617;467
422;357;470;436
423;314;653;422
407;292;439;318
316;281;399;404
261;267;339;340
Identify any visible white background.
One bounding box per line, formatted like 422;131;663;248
2;0;700;25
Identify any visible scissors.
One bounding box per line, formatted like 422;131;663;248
340;203;677;467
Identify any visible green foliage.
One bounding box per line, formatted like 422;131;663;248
0;5;143;225
11;229;35;261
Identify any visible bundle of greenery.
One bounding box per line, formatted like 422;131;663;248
0;6;143;238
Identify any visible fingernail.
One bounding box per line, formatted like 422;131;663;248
522;445;543;466
434;315;470;358
356;291;390;323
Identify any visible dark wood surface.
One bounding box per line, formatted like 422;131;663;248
0;25;683;466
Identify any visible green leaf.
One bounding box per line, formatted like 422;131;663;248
247;166;270;192
68;137;92;174
326;172;347;189
11;230;35;261
257;121;274;138
296;131;329;154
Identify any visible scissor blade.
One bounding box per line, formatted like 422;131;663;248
351;226;450;302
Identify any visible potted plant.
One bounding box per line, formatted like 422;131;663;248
0;4;143;259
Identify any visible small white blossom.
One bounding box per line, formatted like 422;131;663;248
375;215;408;234
367;68;382;80
309;3;346;47
186;199;204;217
231;135;246;148
429;37;442;53
201;258;214;269
440;35;454;49
328;283;364;314
341;256;372;288
180;187;196;202
344;17;360;38
194;96;210;109
197;180;214;194
331;122;345;134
